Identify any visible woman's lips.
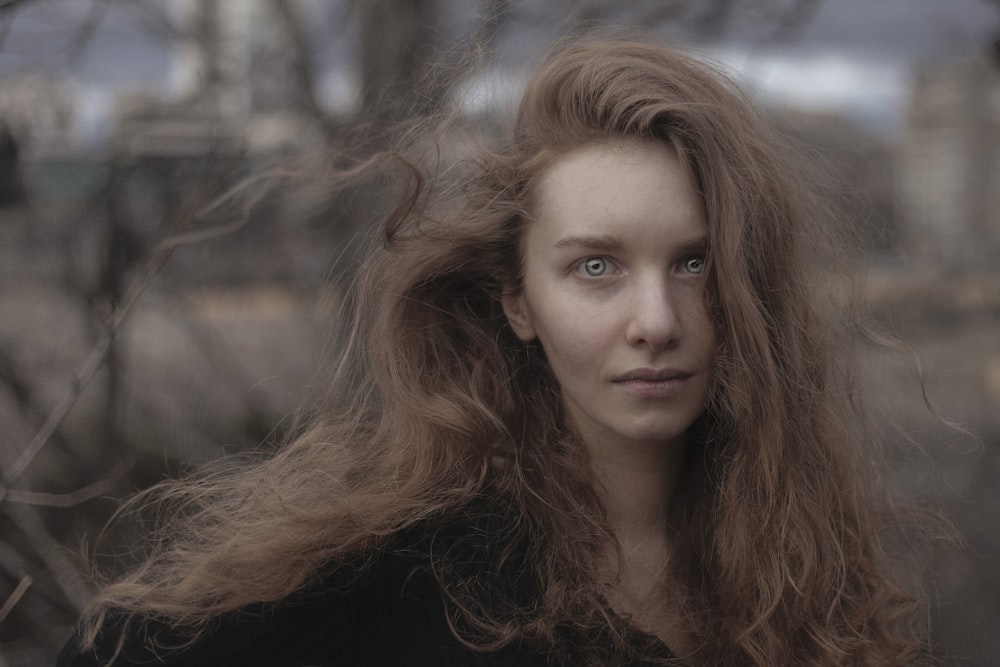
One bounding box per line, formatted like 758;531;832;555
612;368;693;398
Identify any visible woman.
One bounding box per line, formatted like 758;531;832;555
59;36;927;666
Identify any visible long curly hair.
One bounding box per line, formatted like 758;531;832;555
81;36;928;665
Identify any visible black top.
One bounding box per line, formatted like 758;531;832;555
58;509;679;666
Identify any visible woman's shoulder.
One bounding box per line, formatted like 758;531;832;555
56;504;542;667
58;499;681;666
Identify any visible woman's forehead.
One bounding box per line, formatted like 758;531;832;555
523;139;706;252
533;140;695;211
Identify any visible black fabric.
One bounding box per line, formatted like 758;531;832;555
57;509;679;666
57;548;537;666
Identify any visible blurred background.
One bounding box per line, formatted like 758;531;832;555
0;1;997;664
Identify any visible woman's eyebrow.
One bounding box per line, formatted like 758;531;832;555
553;234;708;252
676;236;709;253
552;234;622;250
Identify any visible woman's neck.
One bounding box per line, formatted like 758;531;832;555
585;435;692;652
587;436;687;539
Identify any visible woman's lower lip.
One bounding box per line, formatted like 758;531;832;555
613;377;690;398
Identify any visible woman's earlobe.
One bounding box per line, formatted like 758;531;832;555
501;289;537;341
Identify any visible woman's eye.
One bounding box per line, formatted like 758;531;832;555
579;257;609;277
683;255;706;274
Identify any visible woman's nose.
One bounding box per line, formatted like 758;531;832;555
624;277;682;350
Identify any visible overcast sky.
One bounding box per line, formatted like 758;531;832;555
693;0;998;131
0;0;997;141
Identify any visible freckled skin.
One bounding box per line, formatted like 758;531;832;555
503;140;717;463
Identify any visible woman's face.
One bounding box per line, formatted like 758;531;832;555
502;139;717;460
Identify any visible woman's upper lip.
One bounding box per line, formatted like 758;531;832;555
613;368;692;382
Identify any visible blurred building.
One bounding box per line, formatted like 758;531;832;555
0;74;76;158
897;58;1000;268
115;0;320;158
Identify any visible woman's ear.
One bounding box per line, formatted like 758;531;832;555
501;288;537;341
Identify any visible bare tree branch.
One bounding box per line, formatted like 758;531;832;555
565;0;687;30
0;0;33;11
767;0;823;43
271;0;340;137
0;161;264;623
0;575;32;624
635;0;689;27
66;0;111;64
1;328;119;486
124;0;188;42
3;456;134;508
692;0;738;39
0;347;74;459
357;0;444;120
0;3;16;50
4;502;89;611
0;160;261;490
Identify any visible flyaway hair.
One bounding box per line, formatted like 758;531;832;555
80;35;929;666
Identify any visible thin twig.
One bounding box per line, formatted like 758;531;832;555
5;502;89;611
2;237;176;486
67;0;111;64
0;575;32;624
2;171;259;488
2;456;134;508
0;6;14;51
3;330;115;486
0;0;32;11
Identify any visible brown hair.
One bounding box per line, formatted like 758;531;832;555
82;36;927;665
